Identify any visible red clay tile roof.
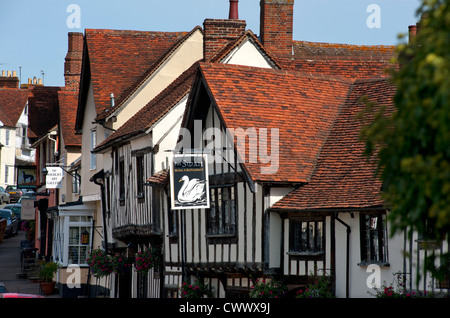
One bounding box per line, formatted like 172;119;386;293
146;170;169;187
198;62;355;183
271;78;395;211
83;29;190;121
93;63;198;152
58;90;81;147
284;58;397;79
292;41;396;58
96;26;203;122
0;88;29;127
278;41;397;79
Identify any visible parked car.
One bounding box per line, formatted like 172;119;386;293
0;187;10;204
0;209;19;238
3;203;22;221
0;293;44;298
5;185;23;203
0;282;8;293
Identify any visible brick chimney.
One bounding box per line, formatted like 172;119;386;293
0;70;19;88
203;1;246;62
260;0;294;56
64;32;83;91
203;19;246;61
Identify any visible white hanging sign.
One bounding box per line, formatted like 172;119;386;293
45;167;64;189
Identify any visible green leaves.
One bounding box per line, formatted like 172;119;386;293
361;0;450;278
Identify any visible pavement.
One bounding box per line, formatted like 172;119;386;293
0;228;60;298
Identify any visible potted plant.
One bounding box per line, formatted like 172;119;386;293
39;261;58;295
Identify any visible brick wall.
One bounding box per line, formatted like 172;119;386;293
64;32;83;91
0;73;19;89
203;19;246;61
260;0;294;57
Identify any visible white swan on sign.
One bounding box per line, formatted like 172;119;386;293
177;175;206;204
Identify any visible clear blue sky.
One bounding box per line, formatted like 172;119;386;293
0;0;422;87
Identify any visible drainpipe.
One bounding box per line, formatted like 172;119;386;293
335;212;351;298
90;169;108;254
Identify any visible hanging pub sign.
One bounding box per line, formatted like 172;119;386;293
21;198;35;220
45;167;63;189
170;153;210;210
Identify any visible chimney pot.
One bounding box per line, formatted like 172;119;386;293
7;71;11;77
408;25;417;44
229;0;239;19
1;71;5;77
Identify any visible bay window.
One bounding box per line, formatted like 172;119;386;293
53;208;93;266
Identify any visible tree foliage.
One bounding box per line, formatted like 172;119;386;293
361;0;450;278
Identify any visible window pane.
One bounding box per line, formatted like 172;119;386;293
69;246;80;264
290;220;324;253
68;224;91;265
69;227;80;245
360;214;388;263
207;186;236;236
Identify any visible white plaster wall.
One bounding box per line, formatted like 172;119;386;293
334;212;408;298
222;38;273;69
80;82;102;200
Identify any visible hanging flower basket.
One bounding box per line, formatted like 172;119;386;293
135;246;161;274
112;254;135;275
180;279;213;298
249;277;287;298
86;249;114;278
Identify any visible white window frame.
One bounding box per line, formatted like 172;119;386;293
54;209;93;267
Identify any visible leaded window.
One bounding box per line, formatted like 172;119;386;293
360;213;389;265
207;186;236;236
289;219;324;254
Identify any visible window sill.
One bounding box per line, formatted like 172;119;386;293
206;234;237;244
288;251;324;257
288;251;324;260
357;261;390;267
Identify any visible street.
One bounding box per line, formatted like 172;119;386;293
0;211;60;297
